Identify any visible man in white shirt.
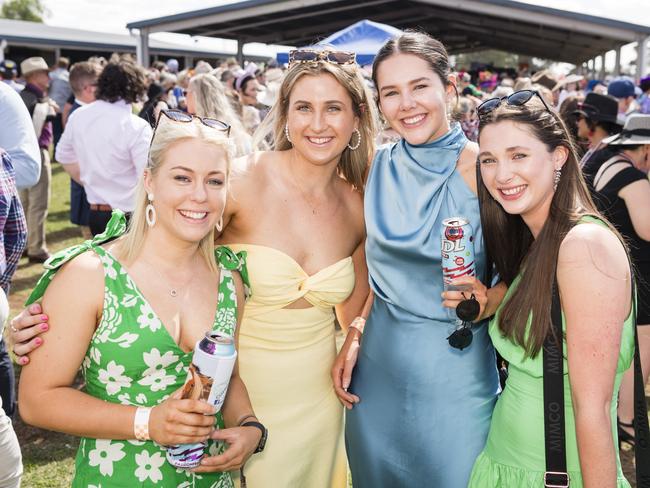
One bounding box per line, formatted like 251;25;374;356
56;57;152;235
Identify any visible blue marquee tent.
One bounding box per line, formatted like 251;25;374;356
276;19;402;66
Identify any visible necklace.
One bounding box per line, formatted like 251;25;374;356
140;257;197;298
287;153;340;217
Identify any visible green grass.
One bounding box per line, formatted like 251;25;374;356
8;163;83;488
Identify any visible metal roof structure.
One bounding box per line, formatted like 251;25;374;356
126;0;650;67
0;18;271;66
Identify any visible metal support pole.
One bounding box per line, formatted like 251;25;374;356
236;39;244;66
614;47;621;76
638;35;649;82
54;47;61;62
0;40;6;62
135;28;150;67
184;56;193;70
599;52;607;79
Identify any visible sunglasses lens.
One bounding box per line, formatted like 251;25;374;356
456;297;480;322
202;118;230;131
291;51;319;62
447;327;473;350
508;90;535;106
163;110;192;122
327;52;354;64
477;98;501;116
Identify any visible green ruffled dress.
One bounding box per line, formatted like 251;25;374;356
27;211;250;488
468;218;634;488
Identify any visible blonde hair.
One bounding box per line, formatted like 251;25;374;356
116;117;233;274
254;61;378;190
189;73;253;157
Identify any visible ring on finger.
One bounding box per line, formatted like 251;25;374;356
10;324;17;333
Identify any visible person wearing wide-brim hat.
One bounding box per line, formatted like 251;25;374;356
592;113;650;449
573;92;623;187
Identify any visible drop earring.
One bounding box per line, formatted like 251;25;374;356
553;168;562;191
146;193;156;227
216;216;223;232
285;123;292;144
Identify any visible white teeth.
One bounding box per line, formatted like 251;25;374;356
501;185;526;196
403;114;425;125
179;210;207;220
308;137;332;144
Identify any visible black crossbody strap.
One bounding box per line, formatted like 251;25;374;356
631;266;650;487
542;276;569;488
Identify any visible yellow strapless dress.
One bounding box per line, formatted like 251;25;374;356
229;244;355;488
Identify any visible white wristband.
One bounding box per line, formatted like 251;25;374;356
134;407;152;441
348;317;366;335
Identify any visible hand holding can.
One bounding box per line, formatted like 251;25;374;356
166;332;237;469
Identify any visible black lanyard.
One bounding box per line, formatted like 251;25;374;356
543;269;650;487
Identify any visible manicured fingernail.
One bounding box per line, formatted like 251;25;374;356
34;338;42;346
343;382;350;389
40;315;48;321
40;323;49;331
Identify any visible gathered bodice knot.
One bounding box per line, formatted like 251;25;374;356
227;244;355;317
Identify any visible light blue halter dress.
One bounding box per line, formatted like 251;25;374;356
345;124;500;488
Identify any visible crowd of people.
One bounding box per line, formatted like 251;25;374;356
0;29;648;488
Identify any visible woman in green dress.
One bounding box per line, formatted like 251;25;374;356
18;112;263;487
456;91;634;487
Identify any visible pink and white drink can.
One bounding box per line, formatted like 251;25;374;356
441;217;476;318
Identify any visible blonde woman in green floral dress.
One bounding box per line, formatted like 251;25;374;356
18;113;263;487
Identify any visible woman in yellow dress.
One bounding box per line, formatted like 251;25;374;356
11;51;377;488
216;51;376;487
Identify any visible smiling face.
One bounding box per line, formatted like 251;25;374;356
376;54;452;145
285;72;358;167
145;138;228;245
478;120;567;235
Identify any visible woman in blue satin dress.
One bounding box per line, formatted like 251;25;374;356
335;32;507;487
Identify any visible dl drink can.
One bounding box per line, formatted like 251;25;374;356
441;217;476;318
166;332;237;469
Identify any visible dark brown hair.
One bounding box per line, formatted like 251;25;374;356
96;58;146;104
371;30;457;104
477;99;612;357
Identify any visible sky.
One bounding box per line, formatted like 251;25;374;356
32;0;650;69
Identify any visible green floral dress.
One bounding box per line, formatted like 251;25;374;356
27;211;250;488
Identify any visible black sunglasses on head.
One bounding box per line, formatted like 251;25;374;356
154;109;231;137
476;90;552;119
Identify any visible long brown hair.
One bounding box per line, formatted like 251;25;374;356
254;60;377;190
478;98;611;357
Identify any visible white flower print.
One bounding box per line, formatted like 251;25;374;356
216;308;236;336
136;393;147;404
134;450;165;483
137;303;162;332
177;482;192;488
88;440;126;476
121;293;138;308
138;369;177;392
82;355;91;372
225;276;236;302
117;392;131;405
98;253;118;280
98;360;132;395
142;348;179;377
100;290;122;333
